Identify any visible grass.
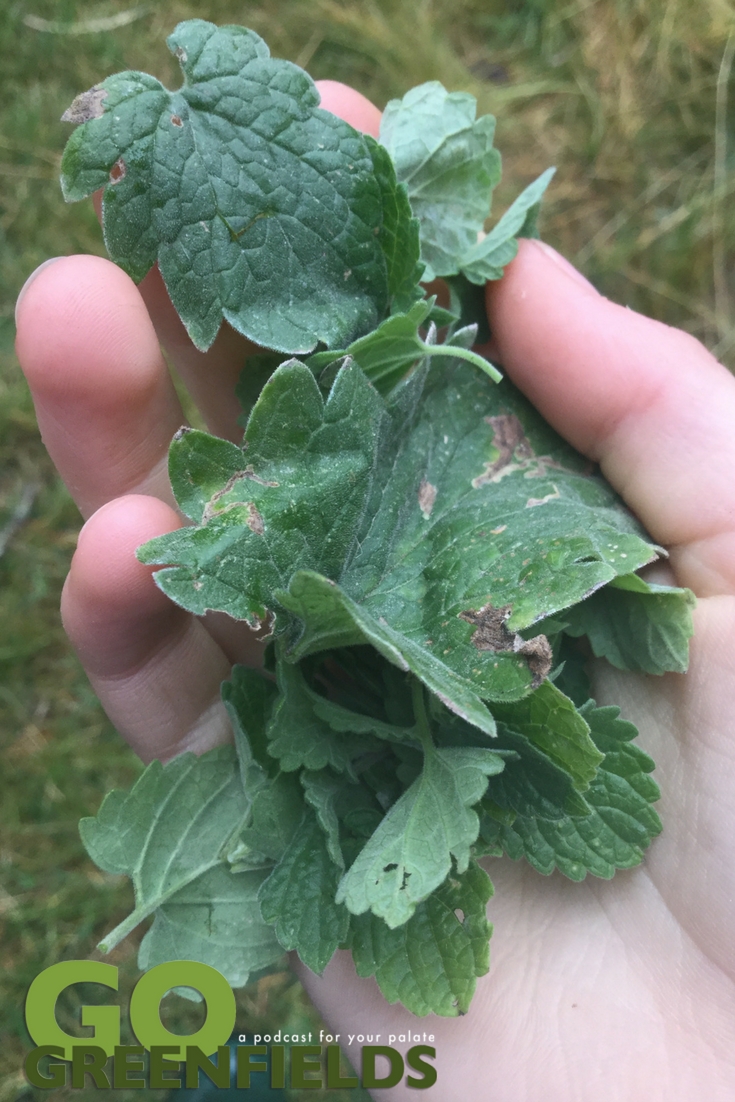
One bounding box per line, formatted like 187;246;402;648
1;0;734;1097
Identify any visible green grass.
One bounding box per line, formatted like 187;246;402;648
1;0;734;1097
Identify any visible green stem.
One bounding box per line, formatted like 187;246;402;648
418;341;503;383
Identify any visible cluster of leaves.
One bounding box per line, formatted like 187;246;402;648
61;20;694;1017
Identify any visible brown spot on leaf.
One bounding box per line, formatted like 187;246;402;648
418;479;437;519
61;85;107;124
459;602;552;688
526;486;561;508
109;158;126;184
246;503;264;535
473;414;533;487
170;114;183;127
518;634;554;688
473;413;579;488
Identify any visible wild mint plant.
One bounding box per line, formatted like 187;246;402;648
60;20;694;1017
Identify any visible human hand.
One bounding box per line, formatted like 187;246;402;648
16;84;735;1101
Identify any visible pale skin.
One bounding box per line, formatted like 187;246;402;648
15;83;735;1101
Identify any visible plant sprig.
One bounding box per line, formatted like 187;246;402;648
62;19;693;1017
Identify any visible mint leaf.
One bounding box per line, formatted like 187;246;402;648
267;658;379;776
300;769;349;869
365;136;425;313
259;809;349;973
236;772;304;865
483;724;591;820
493;680;603;790
221;664;278;788
379;82;501;281
138;864;283;987
460;168;556;284
61;20;392;353
564;572;696;674
139;358;385;627
336;742;505;927
79;747;248;952
278;571;500;737
141;358;665;716
486;702;662;880
348;860;493;1016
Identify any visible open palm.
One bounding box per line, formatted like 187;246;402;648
16;84;735;1101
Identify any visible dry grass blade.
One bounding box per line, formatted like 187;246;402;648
0;483;39;559
713;29;735;343
23;6;151;36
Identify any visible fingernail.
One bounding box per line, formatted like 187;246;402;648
15;257;66;325
529;239;598;294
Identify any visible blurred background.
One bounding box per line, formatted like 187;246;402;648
1;0;734;1097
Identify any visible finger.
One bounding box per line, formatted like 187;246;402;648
16;255;184;519
61;494;233;762
136;80;383;440
485;239;735;596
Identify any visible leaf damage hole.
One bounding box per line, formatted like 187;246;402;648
383;863;398;872
459;602;552;688
109;158;126;184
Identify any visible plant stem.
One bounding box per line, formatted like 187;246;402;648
420;341;503;383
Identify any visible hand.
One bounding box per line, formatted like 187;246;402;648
16;85;735;1101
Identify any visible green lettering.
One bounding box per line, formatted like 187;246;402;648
25;960;120;1059
71;1045;110;1088
185;1045;230;1088
23;1046;67;1088
326;1045;358;1088
271;1044;286;1088
362;1045;404;1088
149;1046;182;1089
290;1045;323;1089
406;1045;437;1089
129;961;235;1057
113;1045;145;1088
236;1045;267;1088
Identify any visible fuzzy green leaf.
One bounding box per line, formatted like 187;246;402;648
221;664;278;789
379;82;501;281
460;168;556;283
336;743;504;927
61;20;392;353
237;772;305;865
138;358;385;627
80;747;249;952
259;809;349;973
267;659;378;776
365;135;425;312
492;680;603;790
348;861;493;1016
141;357;667;723
485;702;662;880
564;572;695;674
138;864;283;987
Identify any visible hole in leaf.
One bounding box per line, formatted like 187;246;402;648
383;863;398;872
